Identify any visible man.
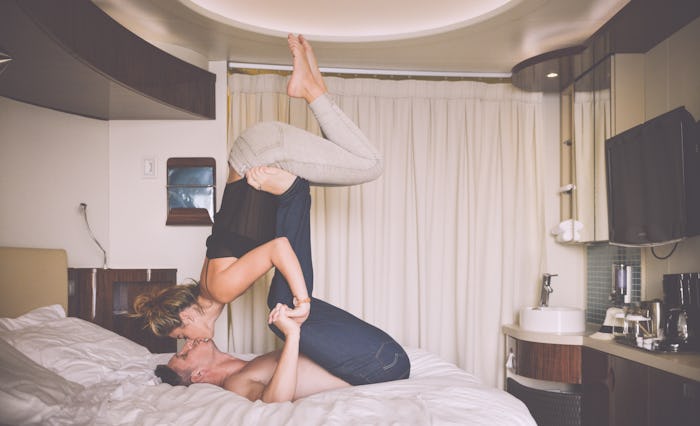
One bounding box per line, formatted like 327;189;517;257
157;302;349;402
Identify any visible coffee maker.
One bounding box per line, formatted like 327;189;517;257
661;272;700;352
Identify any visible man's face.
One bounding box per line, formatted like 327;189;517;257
167;338;217;383
167;305;213;340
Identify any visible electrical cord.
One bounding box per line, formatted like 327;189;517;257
79;203;107;269
650;242;678;260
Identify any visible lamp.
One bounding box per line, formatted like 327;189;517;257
0;49;12;77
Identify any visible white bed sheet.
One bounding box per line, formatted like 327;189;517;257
0;306;535;426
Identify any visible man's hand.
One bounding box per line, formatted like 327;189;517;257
268;303;301;337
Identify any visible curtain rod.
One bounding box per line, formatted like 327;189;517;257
227;61;512;80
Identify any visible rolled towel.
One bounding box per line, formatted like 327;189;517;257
557;219;583;232
555;230;581;242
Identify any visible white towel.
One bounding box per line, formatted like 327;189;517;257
551;220;583;242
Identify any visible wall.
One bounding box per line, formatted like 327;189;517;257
0;61;230;343
0;97;110;267
641;16;700;298
542;93;586;309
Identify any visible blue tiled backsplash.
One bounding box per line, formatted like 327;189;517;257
586;243;641;324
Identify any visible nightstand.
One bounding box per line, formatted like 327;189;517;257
68;268;177;353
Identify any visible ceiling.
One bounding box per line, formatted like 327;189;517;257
91;0;630;76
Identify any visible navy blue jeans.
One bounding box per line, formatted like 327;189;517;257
267;178;410;385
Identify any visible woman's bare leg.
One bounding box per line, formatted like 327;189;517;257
286;34;325;104
228;34;382;186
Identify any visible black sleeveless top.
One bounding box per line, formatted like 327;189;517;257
205;179;278;259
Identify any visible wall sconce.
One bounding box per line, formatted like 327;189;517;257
0;49;12;77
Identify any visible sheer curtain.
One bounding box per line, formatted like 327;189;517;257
226;72;546;388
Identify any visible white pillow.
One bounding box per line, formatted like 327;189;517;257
0;304;66;331
0;337;86;425
0;316;158;387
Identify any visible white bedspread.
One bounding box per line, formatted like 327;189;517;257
0;306;535;425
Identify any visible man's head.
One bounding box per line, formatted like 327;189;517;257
156;338;219;386
133;284;212;340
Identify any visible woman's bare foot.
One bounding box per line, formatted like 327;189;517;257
246;166;296;195
299;34;327;93
287;34;326;103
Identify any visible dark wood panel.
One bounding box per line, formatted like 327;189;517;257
581;347;610;426
68;268;177;353
610;356;649;426
0;0;215;120
516;340;582;384
512;0;700;92
648;368;700;426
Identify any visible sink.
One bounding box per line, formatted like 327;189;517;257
519;306;585;334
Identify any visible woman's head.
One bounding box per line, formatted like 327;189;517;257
133;284;201;338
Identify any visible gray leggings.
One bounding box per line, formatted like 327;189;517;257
229;94;383;186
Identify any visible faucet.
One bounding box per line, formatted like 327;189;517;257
539;273;558;307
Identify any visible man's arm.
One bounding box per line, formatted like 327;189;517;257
261;303;301;403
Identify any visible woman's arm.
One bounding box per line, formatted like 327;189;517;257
206;237;310;312
261;304;301;403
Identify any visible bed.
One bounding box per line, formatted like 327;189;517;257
0;247;536;425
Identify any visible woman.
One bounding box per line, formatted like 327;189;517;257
135;35;408;385
133;34;381;341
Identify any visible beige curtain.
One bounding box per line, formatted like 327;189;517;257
226;72;545;388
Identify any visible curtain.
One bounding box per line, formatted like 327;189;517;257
226;72;545;388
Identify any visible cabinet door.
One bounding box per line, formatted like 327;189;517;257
648;368;700;426
610;356;649;426
582;347;610;426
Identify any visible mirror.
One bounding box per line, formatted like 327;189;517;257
572;57;611;242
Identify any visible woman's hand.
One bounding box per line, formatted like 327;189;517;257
286;299;310;325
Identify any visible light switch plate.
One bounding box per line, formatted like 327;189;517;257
142;157;156;178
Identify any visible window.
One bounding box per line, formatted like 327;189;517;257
166;157;215;225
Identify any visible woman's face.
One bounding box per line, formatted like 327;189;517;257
168;305;214;340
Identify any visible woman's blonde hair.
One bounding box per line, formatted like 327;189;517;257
132;284;200;336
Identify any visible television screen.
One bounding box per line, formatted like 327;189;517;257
605;107;699;246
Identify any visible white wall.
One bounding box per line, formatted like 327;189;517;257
107;61;228;285
0;97;110;267
541;93;586;309
1;61;228;281
0;61;230;343
641;16;700;299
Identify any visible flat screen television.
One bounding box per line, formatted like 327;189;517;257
605;106;700;246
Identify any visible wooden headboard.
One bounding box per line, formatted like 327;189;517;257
0;247;68;317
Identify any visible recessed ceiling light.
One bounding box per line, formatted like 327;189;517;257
546;72;559;78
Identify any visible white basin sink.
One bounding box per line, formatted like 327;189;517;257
519;306;585;334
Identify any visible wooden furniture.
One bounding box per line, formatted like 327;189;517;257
506;336;583;426
0;0;215;120
68;268;177;353
514;339;582;384
582;347;700;426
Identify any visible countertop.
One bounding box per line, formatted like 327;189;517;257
502;323;700;382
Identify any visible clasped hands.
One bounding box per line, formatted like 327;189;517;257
268;301;309;336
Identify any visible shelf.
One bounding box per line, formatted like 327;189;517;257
0;0;215;120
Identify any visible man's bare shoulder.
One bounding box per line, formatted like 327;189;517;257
222;352;280;401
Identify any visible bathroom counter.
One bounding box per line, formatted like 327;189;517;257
502;323;700;382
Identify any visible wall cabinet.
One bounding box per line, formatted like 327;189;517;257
68;268;177;353
581;347;700;426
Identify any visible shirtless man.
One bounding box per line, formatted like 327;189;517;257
159;302;349;402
